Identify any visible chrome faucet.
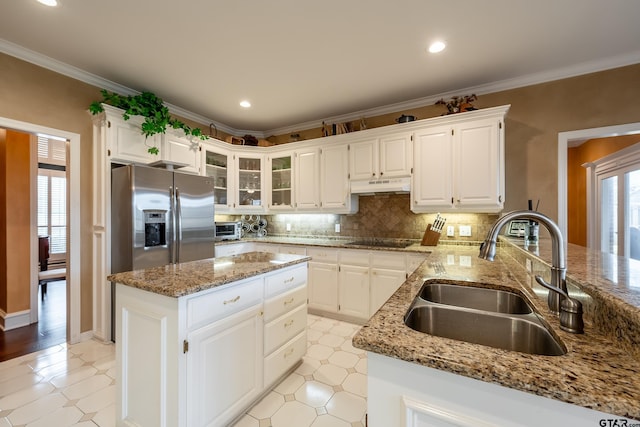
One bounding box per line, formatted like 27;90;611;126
479;210;584;333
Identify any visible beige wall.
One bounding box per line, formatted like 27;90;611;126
1;50;639;335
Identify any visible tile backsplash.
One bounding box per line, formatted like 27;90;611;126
216;194;499;241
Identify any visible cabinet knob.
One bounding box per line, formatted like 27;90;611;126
380;172;384;176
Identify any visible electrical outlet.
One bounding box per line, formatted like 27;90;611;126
335;223;341;233
459;225;472;237
446;225;455;237
286;223;291;232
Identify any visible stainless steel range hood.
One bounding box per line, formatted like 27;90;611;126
350;177;411;195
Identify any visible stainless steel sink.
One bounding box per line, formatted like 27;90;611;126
404;281;566;356
420;283;532;314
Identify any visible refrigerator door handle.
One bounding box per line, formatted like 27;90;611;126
169;185;176;264
175;186;182;263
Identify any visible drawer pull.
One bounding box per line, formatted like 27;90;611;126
284;276;295;284
284;319;294;328
223;296;240;305
284;347;295;358
283;297;295;306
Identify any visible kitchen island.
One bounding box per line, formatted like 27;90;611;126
352;241;640;426
108;251;310;427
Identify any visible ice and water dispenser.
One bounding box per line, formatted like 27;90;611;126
143;210;167;247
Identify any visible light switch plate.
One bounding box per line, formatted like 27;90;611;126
459;225;472;237
446;225;455;237
335;223;340;233
286;223;291;231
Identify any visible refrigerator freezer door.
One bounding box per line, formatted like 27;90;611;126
131;166;174;270
174;173;215;263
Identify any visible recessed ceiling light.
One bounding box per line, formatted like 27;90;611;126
37;0;58;6
239;100;251;108
428;41;446;53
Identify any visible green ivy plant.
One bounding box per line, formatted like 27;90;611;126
89;89;207;155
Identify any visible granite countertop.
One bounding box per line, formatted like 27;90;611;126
107;252;310;297
352;243;640;420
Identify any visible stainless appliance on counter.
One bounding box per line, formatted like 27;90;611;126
110;164;215;340
215;221;242;241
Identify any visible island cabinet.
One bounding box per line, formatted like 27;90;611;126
114;258;308;427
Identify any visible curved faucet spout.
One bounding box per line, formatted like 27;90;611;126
479;210;567;313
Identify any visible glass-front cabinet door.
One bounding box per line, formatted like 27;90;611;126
203;146;232;212
236;154;265;212
269;153;293;210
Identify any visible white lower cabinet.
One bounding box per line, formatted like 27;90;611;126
115;262;308;427
367;352;626;427
308;261;339;312
338;264;370;318
186;303;263;427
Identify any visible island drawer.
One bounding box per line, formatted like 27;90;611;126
264;264;307;298
264;303;307;355
264;284;307;322
264;330;307;387
186;277;263;330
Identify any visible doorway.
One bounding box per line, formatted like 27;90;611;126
0;117;81;350
558;122;640;250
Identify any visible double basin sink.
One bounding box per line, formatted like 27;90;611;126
404;280;566;356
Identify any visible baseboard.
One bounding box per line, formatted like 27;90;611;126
0;308;31;331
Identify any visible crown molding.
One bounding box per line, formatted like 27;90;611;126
264;50;640;136
2;38;638;139
0;39;241;136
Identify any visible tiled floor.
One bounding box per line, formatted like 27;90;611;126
0;315;366;427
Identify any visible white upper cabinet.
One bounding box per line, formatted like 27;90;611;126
379;133;413;178
162;132;201;174
103;105;160;164
412;125;454;210
268;151;294;211
235;153;266;213
349;134;412;181
294;147;320;210
455;117;502;208
320;144;357;213
202;142;234;211
411;106;507;213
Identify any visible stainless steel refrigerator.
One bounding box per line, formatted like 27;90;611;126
111;164;216;274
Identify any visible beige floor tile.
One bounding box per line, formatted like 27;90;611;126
274;373;304;395
294;381;335;408
61;375;111;401
248;391;285;419
354;358;367;374
270;400;317;427
313;364;348;386
0;382;54;411
75;384;115;413
295;357;321;376
328;351;359;369
326;391;366;423
342;373;367;398
91;402;115;427
233;414;260;427
50;365;97;389
0;373;43;399
7;392;67;425
25;405;83;427
306;344;334;361
310;414;351;427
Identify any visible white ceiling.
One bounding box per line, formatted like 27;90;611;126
1;0;640;137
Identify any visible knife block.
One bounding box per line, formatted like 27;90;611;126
421;224;442;246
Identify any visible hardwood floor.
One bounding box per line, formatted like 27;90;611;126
0;280;67;362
